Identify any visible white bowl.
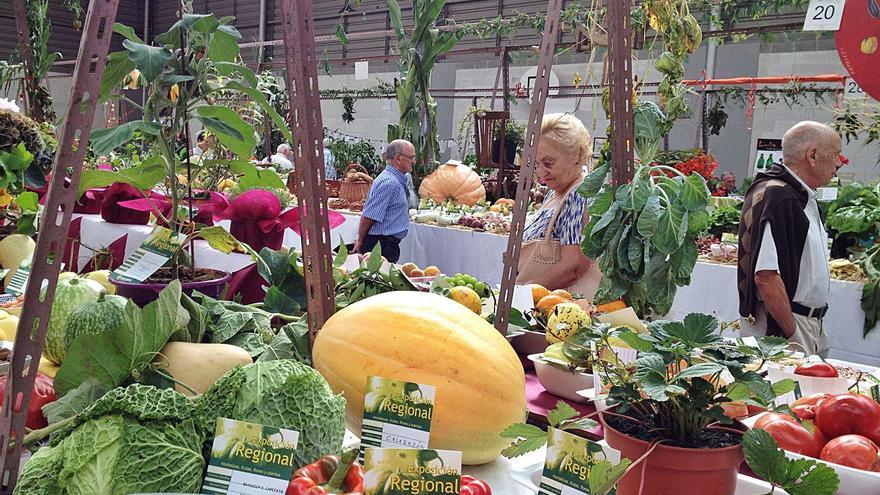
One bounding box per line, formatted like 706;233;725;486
527;353;593;403
511;329;547;355
743;413;880;494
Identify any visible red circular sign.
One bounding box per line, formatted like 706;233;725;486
836;0;880;100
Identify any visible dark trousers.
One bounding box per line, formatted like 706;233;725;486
361;234;402;263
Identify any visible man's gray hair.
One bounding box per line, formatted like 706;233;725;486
782;121;837;166
277;143;291;154
720;171;736;180
323;138;332;148
384;139;411;160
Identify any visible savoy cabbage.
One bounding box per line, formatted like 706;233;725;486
15;384;205;495
196;359;346;468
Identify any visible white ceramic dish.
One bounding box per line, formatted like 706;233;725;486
743;413;880;495
511;329;547;355
527;353;593;402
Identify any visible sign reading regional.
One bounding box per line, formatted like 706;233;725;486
363;448;462;495
361;376;436;459
538;428;630;495
202;418;300;495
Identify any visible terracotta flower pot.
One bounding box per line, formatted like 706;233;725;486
600;412;746;495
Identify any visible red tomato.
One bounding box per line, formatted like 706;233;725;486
286;477;318;495
0;372;56;430
794;362;839;378
815;394;880;439
305;487;327;495
791;394;831;421
820;435;880;472
344;463;363;492
757;418;828;458
754;412;797;430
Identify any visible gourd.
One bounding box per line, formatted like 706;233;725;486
153;342;253;396
437;213;460;226
82;270;115;295
0;310;18;341
0;234;35;288
418;160;486;206
44;277;105;364
313;291;526;465
63;293;127;351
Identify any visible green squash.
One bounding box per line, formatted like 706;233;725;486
63;292;128;352
44;277;104;364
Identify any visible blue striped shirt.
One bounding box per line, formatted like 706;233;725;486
362;164;410;238
523;189;587;245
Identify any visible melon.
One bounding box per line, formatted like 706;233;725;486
44;277;105;364
63;293;128;351
313;291;526;465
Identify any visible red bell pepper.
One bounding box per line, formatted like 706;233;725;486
460;475;492;495
793;362;839;378
0;371;56;430
287;449;362;495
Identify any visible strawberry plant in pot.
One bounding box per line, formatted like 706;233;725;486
78;13;291;303
501;314;803;495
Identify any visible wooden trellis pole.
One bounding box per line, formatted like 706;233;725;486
0;0;121;490
608;0;636;185
494;0;563;334
279;0;337;342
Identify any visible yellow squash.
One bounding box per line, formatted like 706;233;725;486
152;342;253;396
418;160;486;206
313;291;526;465
0;310;18;341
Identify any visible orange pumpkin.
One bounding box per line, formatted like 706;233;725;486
418;160;486;206
494;198;515;206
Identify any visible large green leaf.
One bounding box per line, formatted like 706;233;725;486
222;81;292;143
122;40;172;83
678;173;710;212
208;30;239;63
387;0;405;40
229;160;286;190
214;62;258;87
0;143;34;174
89;121;144;156
198;226;242;254
653;203;688;254
635;353;669;401
636;194;662;238
99;51;136;102
113;23;144;43
579;163;609;198
687;209;711;235
196;106;256;159
76;155;166;198
54;281;189;397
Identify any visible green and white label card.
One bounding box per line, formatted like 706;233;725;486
5;260;31;296
538;428;629;495
363;448;461;495
110;225;184;283
202;418;299;495
361;376;436;460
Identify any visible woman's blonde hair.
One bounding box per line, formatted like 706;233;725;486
540;113;592;167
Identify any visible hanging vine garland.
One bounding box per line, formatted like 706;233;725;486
706;83;842;135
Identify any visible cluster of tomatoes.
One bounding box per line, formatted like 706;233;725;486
755;392;880;472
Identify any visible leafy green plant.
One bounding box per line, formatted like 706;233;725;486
328;137;382;175
18;0;59;123
80;15;290;275
742;429;839;495
502;118;527;153
826;181;880;236
706;204;741;237
579;151;712;318
386;0;465;180
589;316;795;447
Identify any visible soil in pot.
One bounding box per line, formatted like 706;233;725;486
601;413;746;495
144;267;227;284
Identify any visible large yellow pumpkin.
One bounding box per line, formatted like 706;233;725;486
313;291;526;465
418;160;486;206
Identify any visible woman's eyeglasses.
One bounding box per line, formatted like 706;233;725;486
536;157;557;169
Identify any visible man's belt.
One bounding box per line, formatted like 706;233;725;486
791;302;828;319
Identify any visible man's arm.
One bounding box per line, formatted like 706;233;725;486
354;216;375;253
755;270;797;338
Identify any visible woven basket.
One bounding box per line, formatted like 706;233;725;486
339;164;372;202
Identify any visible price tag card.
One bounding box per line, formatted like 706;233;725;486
538;428;628;495
361;377;436;460
363;448;461;495
110;226;185;283
202;418;299;495
5;260;31;296
803;0;845;31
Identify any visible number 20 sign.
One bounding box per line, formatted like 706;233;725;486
803;0;846;31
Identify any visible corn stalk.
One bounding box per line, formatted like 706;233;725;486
386;0;464;181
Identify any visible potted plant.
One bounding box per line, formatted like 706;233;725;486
492;117;526;166
0;104;53;237
80;13;291;304
502;314;799;495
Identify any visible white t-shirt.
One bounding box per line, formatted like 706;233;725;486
270;153;293;172
753;166;830;308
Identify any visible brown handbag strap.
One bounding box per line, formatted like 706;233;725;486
542;172;585;240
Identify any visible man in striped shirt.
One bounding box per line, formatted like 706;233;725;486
353;139;415;262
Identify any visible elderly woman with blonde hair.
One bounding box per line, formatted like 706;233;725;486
516;113;602;299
